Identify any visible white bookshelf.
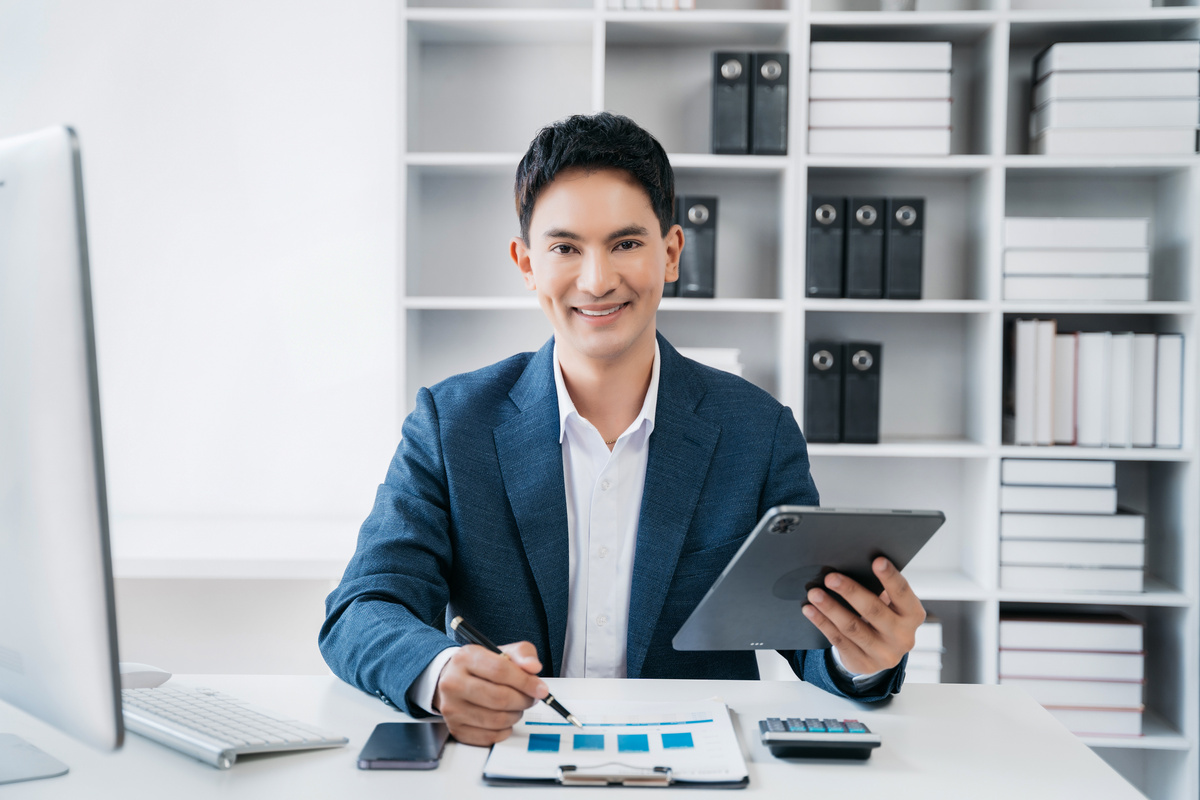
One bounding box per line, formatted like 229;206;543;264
398;2;1199;797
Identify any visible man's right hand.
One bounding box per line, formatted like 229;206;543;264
432;641;548;746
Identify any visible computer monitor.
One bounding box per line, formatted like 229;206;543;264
0;126;123;783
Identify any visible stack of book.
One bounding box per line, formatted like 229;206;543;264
677;347;744;378
1010;319;1184;449
1003;217;1149;302
905;616;944;684
999;613;1145;737
808;41;952;156
1030;41;1200;156
999;458;1145;594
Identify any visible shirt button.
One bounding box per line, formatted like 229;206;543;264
601;479;611;491
596;615;608;627
598;546;609;558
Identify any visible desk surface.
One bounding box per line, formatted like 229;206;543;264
1;676;1142;799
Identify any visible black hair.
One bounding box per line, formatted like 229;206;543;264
514;112;675;245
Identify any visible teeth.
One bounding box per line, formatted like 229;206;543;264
579;305;623;317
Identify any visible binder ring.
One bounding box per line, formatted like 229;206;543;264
814;203;837;225
895;205;918;226
720;59;742;80
855;205;878;226
812;350;835;371
851;350;874;371
687;204;710;225
760;59;783;80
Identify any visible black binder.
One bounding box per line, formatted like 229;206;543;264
711;52;750;155
806;196;845;298
750;52;789;155
842;342;882;444
804;341;843;444
845;198;885;299
884;197;924;300
677;196;717;298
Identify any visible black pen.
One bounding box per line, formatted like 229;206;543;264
449;616;582;729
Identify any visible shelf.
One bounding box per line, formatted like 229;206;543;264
1002;302;1193;317
1082;710;1192;752
1008;9;1200;27
669;153;789;174
406;152;519;171
807;155;995;174
1004;156;1200;175
996;575;1189;608
808;438;987;458
606;11;791;47
406;9;595;44
808;11;1001;34
659;297;785;313
903;569;988;601
997;445;1193;463
805;299;991;314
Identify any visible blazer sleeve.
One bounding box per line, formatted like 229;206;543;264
759;406;905;702
318;386;460;717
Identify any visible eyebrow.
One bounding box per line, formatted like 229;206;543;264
542;224;651;243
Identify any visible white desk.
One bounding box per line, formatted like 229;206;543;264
1;676;1142;799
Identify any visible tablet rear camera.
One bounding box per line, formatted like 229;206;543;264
768;514;801;534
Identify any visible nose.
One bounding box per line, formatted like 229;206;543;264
576;249;620;298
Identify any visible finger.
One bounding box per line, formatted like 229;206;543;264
873;558;925;621
441;696;525;732
461;645;548;701
802;602;867;663
806;586;881;653
500;641;544;675
446;720;517;747
823;572;895;631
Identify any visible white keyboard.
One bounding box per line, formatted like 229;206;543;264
122;684;348;769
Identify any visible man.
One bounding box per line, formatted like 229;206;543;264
320;112;925;746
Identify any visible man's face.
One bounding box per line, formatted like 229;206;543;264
511;167;682;369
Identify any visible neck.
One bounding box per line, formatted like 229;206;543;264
559;334;656;442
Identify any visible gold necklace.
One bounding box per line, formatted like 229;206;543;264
605;438;617;445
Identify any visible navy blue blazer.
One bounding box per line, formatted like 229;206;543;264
320;334;905;716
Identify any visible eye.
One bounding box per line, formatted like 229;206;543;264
551;243;576;255
614;240;641;252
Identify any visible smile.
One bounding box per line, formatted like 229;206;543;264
576;304;627;317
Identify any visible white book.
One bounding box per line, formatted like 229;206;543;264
677;347;743;377
1003;276;1149;302
1004;217;1149;250
999;648;1144;681
1032;127;1197;156
904;667;942;684
807;99;952;128
1000;539;1144;569
1001;512;1145;542
807;127;950;156
1012;0;1149;9
1044;706;1143;737
1000;564;1144;593
1002;249;1149;277
1031;99;1200;133
810;41;952;72
999;485;1117;514
914;618;943;651
1130;333;1157;448
1001;678;1143;709
1001;458;1114;487
1035;41;1200;82
1053;335;1077;445
1075;332;1111;447
808;71;952;100
1154;333;1184;448
1000;614;1143;651
1014;319;1037;445
1035;70;1200;106
1107;333;1134;448
1035;320;1056;446
906;650;943;670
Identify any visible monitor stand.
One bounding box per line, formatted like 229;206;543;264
0;734;69;784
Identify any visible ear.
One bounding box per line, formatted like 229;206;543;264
511;237;536;290
663;223;683;284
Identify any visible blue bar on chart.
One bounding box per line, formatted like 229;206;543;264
527;734;561;753
661;732;695;749
617;734;650;753
573;734;605;751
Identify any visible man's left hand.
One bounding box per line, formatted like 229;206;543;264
802;556;925;676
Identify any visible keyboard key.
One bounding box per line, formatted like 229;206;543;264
765;718;786;732
823;719;847;733
803;718;825;732
785;718;807;732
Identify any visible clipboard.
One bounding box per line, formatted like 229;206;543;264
481;699;749;789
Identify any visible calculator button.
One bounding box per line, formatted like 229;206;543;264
785;718;807;732
803;718;825;732
766;718;786;732
847;721;868;733
823;719;847;733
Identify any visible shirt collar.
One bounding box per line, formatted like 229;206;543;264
553;339;660;445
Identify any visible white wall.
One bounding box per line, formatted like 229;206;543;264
1;0;400;673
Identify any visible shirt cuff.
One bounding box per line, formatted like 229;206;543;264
830;646;890;691
409;647;459;715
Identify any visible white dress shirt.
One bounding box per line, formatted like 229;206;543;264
409;341;881;713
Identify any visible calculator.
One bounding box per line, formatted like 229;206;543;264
758;718;881;760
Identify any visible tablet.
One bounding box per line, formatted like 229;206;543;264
672;506;944;652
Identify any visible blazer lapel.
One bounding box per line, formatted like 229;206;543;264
626;336;720;679
493;339;570;677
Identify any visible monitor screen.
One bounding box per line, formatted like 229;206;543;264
0;126;123;777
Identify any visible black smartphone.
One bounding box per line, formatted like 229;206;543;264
357;722;451;770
